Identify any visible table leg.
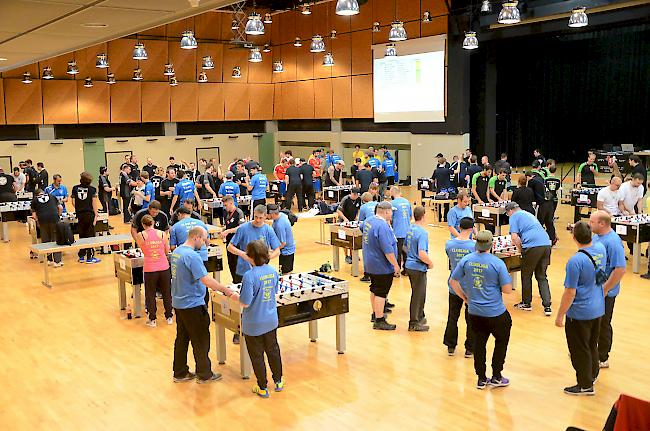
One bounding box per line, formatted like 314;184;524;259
118;280;127;310
42;256;51;288
496;223;502;236
1;220;8;242
133;284;143;318
511;272;518;291
332;245;340;271
633;242;640;274
336;314;346;354
216;322;227;365
213;271;221;282
239;334;252;379
309;320;318;342
351;249;359;277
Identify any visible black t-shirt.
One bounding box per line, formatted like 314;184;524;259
24;167;38;192
160;178;178;209
433;166;452;190
119;171;132;198
356;169;373;192
338;195;361;221
579;163;596;185
474;174;490;202
545;177;561;202
325;167;342;186
186;169;200;182
151;175;163;200
372;167;387;183
528;175;547;203
71;184;97;214
512;187;535;215
198;173;216;199
132;208;169;232
300;163;314;186
286;166;302;185
36;169;49;191
128;163;140;181
0;173;15;195
31;193;59;224
350;164;359;180
224;207;245;244
234;172;248;195
491;178;507;197
142;165;157;178
98;175;112;202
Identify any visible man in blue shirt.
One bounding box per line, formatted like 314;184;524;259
218;171;240;206
170;170;201;216
227;204;281;280
363;201;400;331
506;202;553;315
450;230;513;390
170;207;209;261
268;204;295;274
325;149;342;168
45;174;69;213
444;217;476;357
367;153;381;170
555;221;606;396
246;164;268;209
140;172;155;210
404;206;433;332
447;191;474;239
382;153;396;186
171;226;237;384
358;192;379;283
390;186;413;275
589;210;626;369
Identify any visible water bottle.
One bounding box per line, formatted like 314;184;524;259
126;304;132;320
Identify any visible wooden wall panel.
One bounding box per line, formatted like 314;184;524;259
223;83;249;121
108;38;136;81
278;11;295;45
329;1;351;34
171;82;198;122
220;13;235;41
167;17;194;41
271;12;283;46
196;43;224;83
311;3;329;37
421;15;448;37
313;51;332;80
273;45;296;83
296;10;313;40
195;12;222;39
77;43;109;80
352;75;374;118
398;0;421;22
351;0;374;31
273;83;282;119
332;76;352;119
0;79;5;124
141;82;170;123
331;33;351;78
404;20;421;40
351;30;373;75
281;82;298;119
198;83;225;121
249;84;274;120
77;80;109;123
2;63;39;79
313;78;333;119
248;51;272;84
42;80;77;124
169;42;197;82
421;0;449;18
373;0;396;28
222;48;248;83
111;81;141;123
373;25;390;44
296;45;314;81
296;80;315;119
139;40;168;82
4;79;43;124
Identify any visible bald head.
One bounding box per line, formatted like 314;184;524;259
188;226;207;239
389;186;401;198
589;210;612;235
609;176;622;190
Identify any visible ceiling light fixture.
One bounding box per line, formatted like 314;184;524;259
231;19;239;30
232;66;242;79
336;0;359;16
498;1;521;24
132;43;148;60
373;22;380;32
294;37;302;47
331;29;337;39
169;76;178;86
67;60;79;75
310;35;325;53
0;58;7;61
385;43;397;57
422;11;432;22
107;73;116;85
84;77;93;88
388;21;407;41
301;5;311;15
132;68;143;81
568;7;588;28
462;31;479;50
198;71;208;83
323;52;335;67
245;12;265;35
22;72;32;84
262;44;271;53
202;56;214;69
273;60;284;73
264;13;273;24
163;63;175;76
481;0;492;13
42;67;54;80
180;30;198;49
249;48;263;63
96;53;109;69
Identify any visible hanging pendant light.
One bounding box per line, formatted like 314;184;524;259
481;0;492;13
231;19;239;30
107;73;116;85
388;21;407;42
198;71;208;83
323;52;335;67
132;68;143;81
336;0;359;16
262;44;271;53
422;11;432;22
273;60;284;73
96;53;109;69
498;2;520;24
202;56;214;70
169;76;178;86
132;43;148;60
249;48;263;63
330;29;337;39
42;66;54;80
163;63;175;76
22;72;32;84
232;66;242;79
372;22;380;32
264;13;273;24
180;30;198;49
245;12;265;35
568;7;588;28
310;35;325;53
67;60;79;75
385;43;397;57
293;37;302;47
84;77;93;88
301;5;311;15
462;31;479;50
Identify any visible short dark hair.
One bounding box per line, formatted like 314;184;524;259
483;164;492;171
355;158;362;163
470;155;477;163
140;171;149;180
36;162;44;168
13;167;19;172
80;171;92;186
459;217;474;230
177;206;191;215
518;176;527;187
532;160;541;168
549;165;557;173
498;169;507;175
25;159;32;165
100;166;107;175
148;200;161;210
177;170;185;179
573;221;592;245
500;153;507;159
413;206;426;221
222;195;234;204
629;155;641;164
246;239;270;266
633;173;644;181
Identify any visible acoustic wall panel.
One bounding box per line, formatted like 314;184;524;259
296;44;314;82
111;81;141;123
222;48;248;83
4;79;43;124
141;82;171;123
351;0;374;31
273;83;283;120
108;38;137;81
77;80;109;123
313;78;333;119
280;82;298;120
139;40;168;82
332;76;352;119
331;33;351;78
352;74;373;118
249;84;274;120
351;30;373;76
223;83;249;121
171;82;198;122
42;80;77;124
169;42;197;82
421;15;448;37
297;80;315;119
0;79;5;124
196;43;224;83
198;83;225;121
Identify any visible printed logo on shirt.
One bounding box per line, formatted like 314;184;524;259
0;177;6;186
76;187;88;200
37;194;50;204
152;178;161;189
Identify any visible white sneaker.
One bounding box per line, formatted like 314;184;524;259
599;360;609;369
146;319;157;328
166;317;173;325
53;262;63;268
47;261;54;266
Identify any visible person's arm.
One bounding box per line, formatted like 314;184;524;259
92;196;99;225
170;195;178;214
603;267;625;295
511;232;522;252
385;252;400;276
200;274;237;298
227;242;253;265
597;200;604;210
130;225;139;241
194;189;202;208
163;231;171;255
618;199;628;215
501;282;513;294
269;247;281;260
555;288;576;327
449;279;468;302
418;249;433;269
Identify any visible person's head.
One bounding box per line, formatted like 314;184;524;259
464;149;472;157
136;177;144;187
124;155;130;162
361;192;373;203
53;174;62;186
130;155;138;164
169;156;176;164
186;226;207;250
573;221;592;247
504;201;520;216
141;214;155;229
225;171;234;181
236;162;245;172
204;163;214;173
470;155;477;164
457;190;470;208
368;146;375;152
183;198;195;211
533;149;541;157
166;167;176;179
546;158;555;168
549;165;557;174
246;239;270;267
177;206;192;220
355;158;362;166
628;155;640;166
250;164;259;174
199;158;207;167
25;159;33;167
481;155;489;165
252;204;267;227
497;169;507;180
375;201;393;222
335;160;344;169
363;162;371;170
373;148;379;155
80;171;92;187
222;195;235;211
281;158;289;167
588;153;596;164
500;153;507;161
389;186;401;199
452;155;459;162
525;170;534;180
518;175;528;187
438;157;447;166
147;200;161;217
350;187;360;200
189;162;195;170
482;164;492;176
589;210;612;235
177;170;185;179
475;230;493;253
100;166;108;176
459;217;474;234
631;173;644;187
327;149;334;155
139;171;149;182
369;184;379;196
288;159;295;166
532;160;541;169
267;204;281;220
12;167;20;176
36;162;44;170
436;153;444;163
122;164;131;173
413;206;426;223
35;188;45;196
609;176;622;190
146;157;153;165
355;144;360;150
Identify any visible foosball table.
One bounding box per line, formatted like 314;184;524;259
267;180;285;204
0;200;31;242
211;271;349;379
570;187;603;223
611;214;650;273
492;235;522;289
473;201;510;235
323;185;353;203
60;211;110;234
200;198;224;225
417;177;434;205
330;221;362;277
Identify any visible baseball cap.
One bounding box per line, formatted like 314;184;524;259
225;171;234;179
267;204;280;215
505;202;519;212
475;230;493;252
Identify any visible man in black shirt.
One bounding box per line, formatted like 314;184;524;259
0;167;16;202
219;195;245;284
372;165;388;201
300;159;315;210
576;153;598;186
528;170;557;244
23;159;38;193
150;167;164;202
159;168;178;216
196;164;217;200
351;158;362;182
356;163;374;193
128;155;140;181
185;162;200;182
533;149;546;168
130;200;169;240
628;155;647;188
466;155;481;187
35;162;49;191
119;165;137;223
167;156;183;174
488;169;508;202
471;164;492;204
98;167;115;214
71;171;100;263
337;188;361;264
142;158;157;178
31;189;63;266
433;158;453;192
284;159;303;211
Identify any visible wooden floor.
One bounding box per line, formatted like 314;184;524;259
1;187;649;431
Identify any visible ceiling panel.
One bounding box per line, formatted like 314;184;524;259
0;1;81;34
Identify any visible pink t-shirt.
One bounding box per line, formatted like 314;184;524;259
140;228;169;273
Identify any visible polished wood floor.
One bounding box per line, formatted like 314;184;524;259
1;187;649;431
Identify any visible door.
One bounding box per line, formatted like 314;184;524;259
0;156;12;172
83;138;106;187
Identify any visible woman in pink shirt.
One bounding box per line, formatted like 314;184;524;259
135;214;172;327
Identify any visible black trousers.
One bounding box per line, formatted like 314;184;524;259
173;305;212;380
470;311;512;379
406;269;427;324
144;269;173;320
252;198;266;211
76;212;96;259
244;328;283;390
227;250;242;284
521;245;552;307
396;237;406;269
565;316;601;389
537;201;556;242
444;292;475;351
40;222;61;263
121;196;131;222
598;296;616;362
302;183;315;210
279;253;295;274
284;183;303;211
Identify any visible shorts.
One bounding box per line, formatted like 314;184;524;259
369;273;394;298
279;182;287;196
313;178;321;192
279;253;295;274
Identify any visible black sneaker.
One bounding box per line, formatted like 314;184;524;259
476;377;488;390
383;306;393;314
370;313;376;323
447;347;456;356
385;301;395;309
233;333;240;344
401;269;407;276
563;384;595;396
514;302;532;311
464;350;473;358
373;319;397;330
197;372;223;384
544;306;552;316
360;275;371;282
641;273;650;280
173;371;196;383
408;323;429;332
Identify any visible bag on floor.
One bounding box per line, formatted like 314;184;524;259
317;200;336;215
55;222;74;246
109;198;121;215
280;209;298;226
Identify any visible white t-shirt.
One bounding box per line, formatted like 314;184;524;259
597;187;621;215
13;173;26;191
618;181;644;212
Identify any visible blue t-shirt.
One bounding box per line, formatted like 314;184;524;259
250;173;268;200
382;158;396;178
45;184;69;213
391;197;412;239
142;181;155;209
326;154;342;168
173;178;195;203
367;157;381;169
358;201;378;229
445;238;476;295
593;230;626;297
170;217;208;261
362;215;398;275
171;245;209;309
218;180;239;205
564;243;607;320
240;264;279;336
447;205;473;239
272;213;296;255
405;224;429;272
509;210;551;248
451;252;512;317
230;222;281;276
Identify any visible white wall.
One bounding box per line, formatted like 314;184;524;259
410;134;468;179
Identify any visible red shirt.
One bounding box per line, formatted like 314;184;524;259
308;156;321;177
274;164;287;181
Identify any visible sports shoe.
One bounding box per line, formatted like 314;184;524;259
599;360;609;369
274;379;284;392
197;372;222;384
401;269;407;276
476;377;488;390
544;306;552;316
166;317;173;325
563;385;595;396
145;319;157;328
447;347;456;356
345;256;352;264
514;302;532;311
419;317;427;325
253;386;270;398
53;262;63;268
47;261;54;266
173;371;196;383
385;301;396;309
488;376;510;387
233;333;240;344
383;306;393;314
360;275;371;282
373;319;397;330
464;350;473;358
78;258;86;263
408;323;429;332
85;258;101;264
641;273;650;280
370;313;376;323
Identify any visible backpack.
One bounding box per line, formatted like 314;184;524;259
578;250;609;286
317;200;336;215
280;209;298;226
55;221;74;245
110;198;121;215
